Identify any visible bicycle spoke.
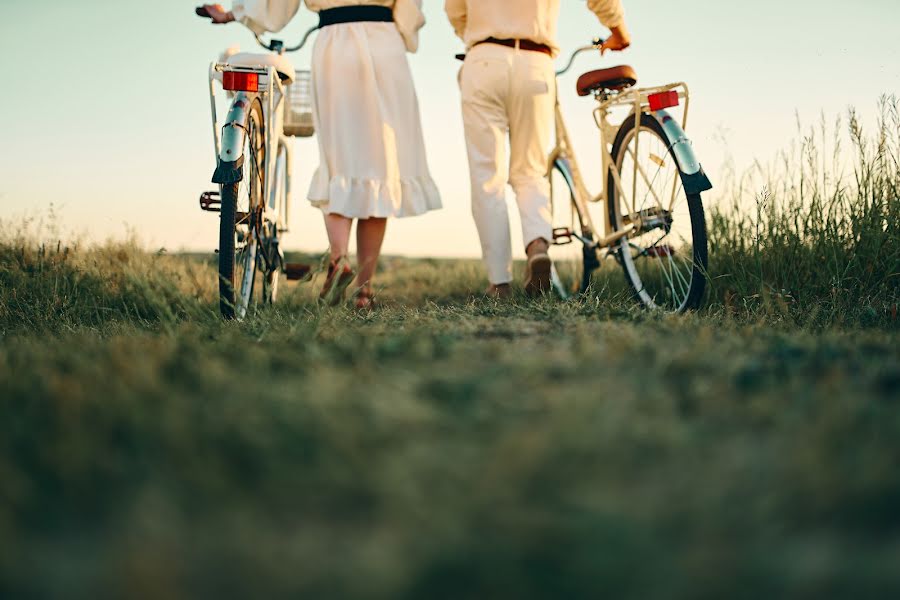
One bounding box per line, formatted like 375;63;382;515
612;116;704;312
625;144;666;213
668;171;684;213
651;237;680;301
665;244;690;299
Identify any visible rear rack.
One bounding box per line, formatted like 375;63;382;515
594;82;692;130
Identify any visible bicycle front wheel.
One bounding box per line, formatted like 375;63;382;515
219;99;265;320
607;113;708;312
258;144;288;306
548;163;593;297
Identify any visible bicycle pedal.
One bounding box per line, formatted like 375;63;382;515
199;191;221;212
284;263;312;281
552;227;574;246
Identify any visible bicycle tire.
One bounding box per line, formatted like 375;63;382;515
260;145;289;306
548;163;599;298
607;113;708;312
219;99;265;319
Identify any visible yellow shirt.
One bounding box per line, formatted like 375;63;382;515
444;0;625;58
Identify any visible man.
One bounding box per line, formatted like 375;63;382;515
445;0;630;298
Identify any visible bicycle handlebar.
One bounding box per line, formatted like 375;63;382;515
250;26;317;53
196;5;317;53
555;37;605;77
273;26;318;53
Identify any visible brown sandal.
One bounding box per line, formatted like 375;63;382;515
319;256;355;306
354;285;377;311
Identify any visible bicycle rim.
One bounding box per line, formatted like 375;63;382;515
260;146;288;305
608;114;707;312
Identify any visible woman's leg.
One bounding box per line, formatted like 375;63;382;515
320;213;355;305
355;217;388;288
324;213;353;262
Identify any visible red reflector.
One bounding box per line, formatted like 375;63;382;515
223;71;259;92
648;91;679;111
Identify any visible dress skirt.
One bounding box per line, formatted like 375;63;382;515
307;21;442;218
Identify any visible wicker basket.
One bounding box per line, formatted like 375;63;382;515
284;70;314;138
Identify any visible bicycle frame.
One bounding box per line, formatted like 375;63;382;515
208;63;293;233
547;57;710;251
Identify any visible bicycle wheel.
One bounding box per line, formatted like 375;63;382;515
219;99;265;320
548;163;601;298
259;222;281;305
259;145;289;306
607;113;708;312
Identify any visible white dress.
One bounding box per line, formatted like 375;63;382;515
232;0;442;219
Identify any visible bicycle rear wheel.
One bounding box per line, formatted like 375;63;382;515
607;113;708;312
219;99;265;320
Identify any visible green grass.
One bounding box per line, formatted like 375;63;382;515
1;102;898;598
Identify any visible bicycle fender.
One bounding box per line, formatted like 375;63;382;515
649;110;713;195
552;157;577;195
212;92;253;185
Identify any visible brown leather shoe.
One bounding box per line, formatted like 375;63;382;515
524;238;552;297
319;256;355;306
485;283;513;300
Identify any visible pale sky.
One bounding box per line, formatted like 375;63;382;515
1;1;898;258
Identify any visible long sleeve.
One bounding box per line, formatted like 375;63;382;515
232;0;302;35
587;0;625;29
444;0;467;41
394;0;425;53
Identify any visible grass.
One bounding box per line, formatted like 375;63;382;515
706;97;900;324
0;101;898;598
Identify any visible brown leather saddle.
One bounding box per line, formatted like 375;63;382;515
576;65;638;96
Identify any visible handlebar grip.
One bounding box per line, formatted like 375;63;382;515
195;6;213;18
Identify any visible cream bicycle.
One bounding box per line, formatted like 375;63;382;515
197;7;318;319
548;38;712;312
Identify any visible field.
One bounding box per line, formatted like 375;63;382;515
1;104;898;598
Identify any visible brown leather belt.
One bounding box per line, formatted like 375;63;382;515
476;37;553;56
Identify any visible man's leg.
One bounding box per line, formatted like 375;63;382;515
508;51;556;294
460;47;513;287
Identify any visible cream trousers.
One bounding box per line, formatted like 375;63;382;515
460;42;555;285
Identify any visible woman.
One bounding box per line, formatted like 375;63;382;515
203;1;441;309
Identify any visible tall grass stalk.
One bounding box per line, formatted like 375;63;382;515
707;96;899;325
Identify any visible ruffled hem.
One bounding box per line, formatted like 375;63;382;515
308;173;442;219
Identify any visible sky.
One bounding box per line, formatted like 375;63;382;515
1;0;898;258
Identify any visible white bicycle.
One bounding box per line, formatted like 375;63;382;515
548;38;713;312
197;7;318;319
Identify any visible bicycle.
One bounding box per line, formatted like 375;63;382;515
197;7;318;319
547;38;712;313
